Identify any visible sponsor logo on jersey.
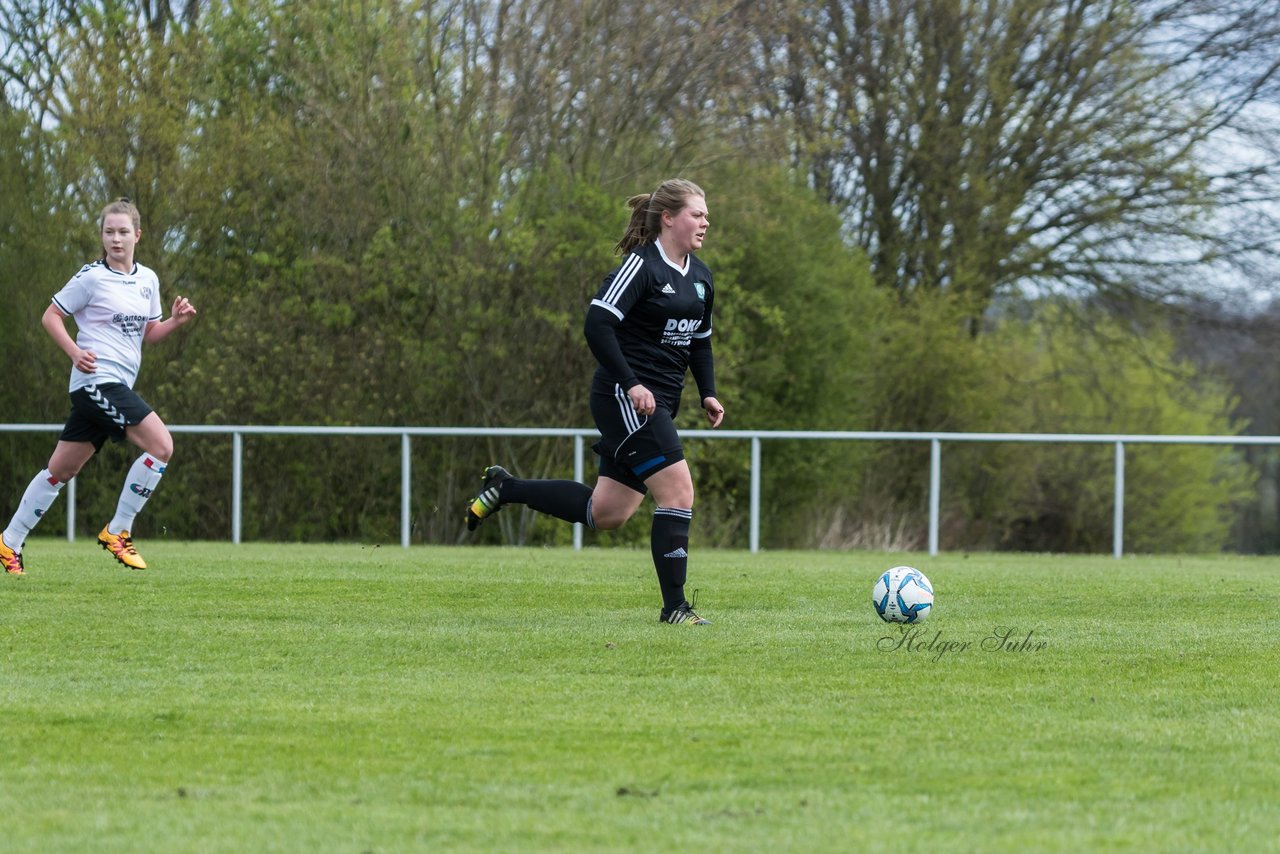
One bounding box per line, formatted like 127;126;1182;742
662;317;702;347
112;313;150;337
661;283;676;294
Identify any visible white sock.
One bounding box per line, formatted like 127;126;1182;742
4;470;66;550
108;455;166;534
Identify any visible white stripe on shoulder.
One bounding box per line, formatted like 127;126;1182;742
590;299;625;321
600;253;645;307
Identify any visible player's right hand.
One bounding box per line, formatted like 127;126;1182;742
628;384;656;417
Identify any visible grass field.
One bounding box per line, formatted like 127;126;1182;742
2;540;1278;852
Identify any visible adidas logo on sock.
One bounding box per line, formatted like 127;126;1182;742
664;547;688;559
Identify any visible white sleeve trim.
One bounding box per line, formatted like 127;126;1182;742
590;299;625;321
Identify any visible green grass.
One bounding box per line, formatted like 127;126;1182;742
2;541;1278;852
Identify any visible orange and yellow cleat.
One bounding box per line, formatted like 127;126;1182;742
1;533;25;576
98;526;147;570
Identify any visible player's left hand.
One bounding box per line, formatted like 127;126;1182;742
702;396;724;428
171;296;198;324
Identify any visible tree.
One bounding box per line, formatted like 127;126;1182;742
691;162;886;548
0;0;1267;550
953;302;1255;552
746;0;1280;314
1167;295;1280;551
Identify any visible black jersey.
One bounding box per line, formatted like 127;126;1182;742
585;239;715;406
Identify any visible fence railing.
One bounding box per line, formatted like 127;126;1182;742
5;424;1279;557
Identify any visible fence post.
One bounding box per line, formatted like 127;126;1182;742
750;437;761;553
66;476;76;542
573;434;584;550
929;439;941;556
401;433;411;548
232;431;242;545
1114;441;1125;559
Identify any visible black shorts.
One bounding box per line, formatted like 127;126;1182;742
589;385;685;494
61;383;154;451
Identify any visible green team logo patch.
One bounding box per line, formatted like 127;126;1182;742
694;282;707;301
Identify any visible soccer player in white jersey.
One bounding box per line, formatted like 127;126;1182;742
1;198;197;576
466;179;725;624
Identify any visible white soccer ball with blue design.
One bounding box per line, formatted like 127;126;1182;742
872;566;934;623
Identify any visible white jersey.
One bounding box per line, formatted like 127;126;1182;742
51;260;163;392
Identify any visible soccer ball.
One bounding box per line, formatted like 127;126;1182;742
872;566;934;623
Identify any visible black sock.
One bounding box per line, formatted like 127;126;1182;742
651;507;692;610
501;478;594;526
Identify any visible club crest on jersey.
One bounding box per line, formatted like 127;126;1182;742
694;282;707;301
140;286;152;299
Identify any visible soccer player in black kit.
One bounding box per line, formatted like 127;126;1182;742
466;178;724;625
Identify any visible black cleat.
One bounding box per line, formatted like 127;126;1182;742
660;600;711;625
465;465;513;531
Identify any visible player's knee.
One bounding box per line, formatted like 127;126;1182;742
592;507;633;530
149;434;174;463
653;481;694;510
48;464;81;484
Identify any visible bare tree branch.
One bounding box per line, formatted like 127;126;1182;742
744;0;1280;310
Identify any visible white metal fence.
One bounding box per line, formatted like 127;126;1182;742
4;423;1279;557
